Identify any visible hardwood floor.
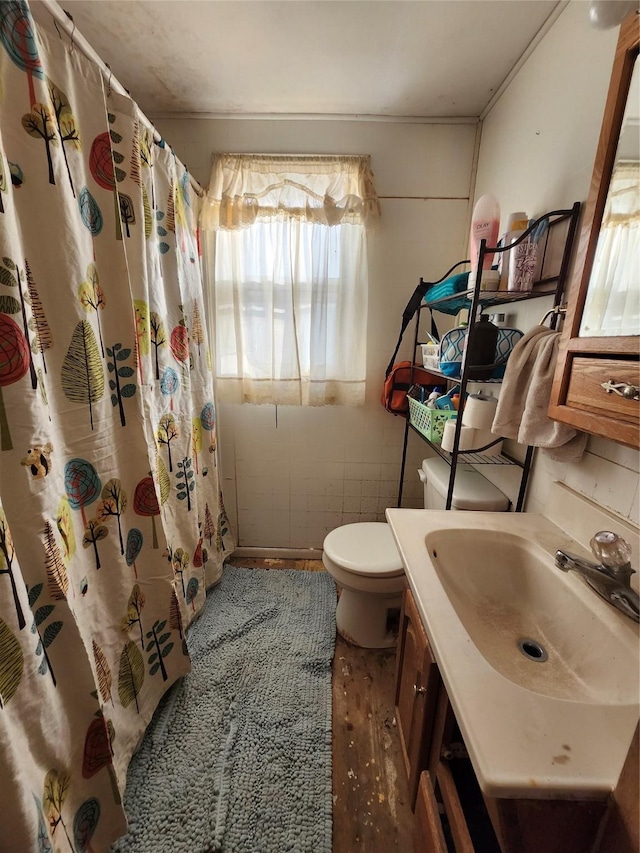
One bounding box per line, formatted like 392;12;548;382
332;634;414;852
227;557;415;852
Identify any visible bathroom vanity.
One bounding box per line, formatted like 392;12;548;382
387;483;639;852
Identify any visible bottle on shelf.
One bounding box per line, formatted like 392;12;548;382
464;315;499;380
497;211;529;291
426;389;440;409
469;194;501;271
508;216;548;292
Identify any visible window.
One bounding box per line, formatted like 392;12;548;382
200;154;380;406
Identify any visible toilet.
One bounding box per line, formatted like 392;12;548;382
323;456;509;649
418;456;510;512
323;521;406;648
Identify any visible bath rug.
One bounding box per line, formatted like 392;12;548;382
111;565;336;853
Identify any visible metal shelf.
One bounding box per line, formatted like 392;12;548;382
407;422;524;467
422;207;580;314
423;285;558;312
457;450;521;466
396;202;581;513
415;365;504;383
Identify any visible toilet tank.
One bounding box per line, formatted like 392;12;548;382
419;456;510;512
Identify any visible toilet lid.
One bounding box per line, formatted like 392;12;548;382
323;522;404;578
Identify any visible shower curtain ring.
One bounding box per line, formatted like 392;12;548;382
53;19;63;39
106;64;113;98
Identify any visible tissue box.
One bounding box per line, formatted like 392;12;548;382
420;343;440;371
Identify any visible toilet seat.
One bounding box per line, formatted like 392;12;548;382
323;522;404;578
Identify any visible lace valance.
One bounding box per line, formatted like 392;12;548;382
200;153;381;230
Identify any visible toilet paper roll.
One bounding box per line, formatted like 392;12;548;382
472;429;503;456
441;420;476;452
462;394;498;430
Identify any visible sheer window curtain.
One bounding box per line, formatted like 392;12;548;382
580;161;640;337
200;154;380;405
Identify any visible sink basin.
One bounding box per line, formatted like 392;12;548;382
387;491;640;798
425;528;636;704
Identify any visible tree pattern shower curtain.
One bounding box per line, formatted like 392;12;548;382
0;3;233;849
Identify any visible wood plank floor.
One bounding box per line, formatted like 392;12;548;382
227;557;415;852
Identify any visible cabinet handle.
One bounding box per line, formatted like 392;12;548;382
601;380;639;400
413;683;427;695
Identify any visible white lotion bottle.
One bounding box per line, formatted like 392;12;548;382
469;195;501;272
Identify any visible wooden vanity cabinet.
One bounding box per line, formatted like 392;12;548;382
397;589;499;850
397;589;611;853
394;586;440;808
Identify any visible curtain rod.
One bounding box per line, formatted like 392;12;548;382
212;153;372;160
36;0;204;196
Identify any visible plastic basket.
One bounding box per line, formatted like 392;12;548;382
407;397;457;444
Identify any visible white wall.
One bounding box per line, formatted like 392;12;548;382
473;1;638;525
155;117;478;549
157;0;638;547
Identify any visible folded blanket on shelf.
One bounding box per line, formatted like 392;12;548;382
422;271;471;315
491;325;587;462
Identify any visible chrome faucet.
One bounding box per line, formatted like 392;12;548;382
555;531;640;623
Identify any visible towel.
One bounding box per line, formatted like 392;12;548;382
491;325;587;462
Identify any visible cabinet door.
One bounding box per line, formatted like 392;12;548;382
414;772;448;853
436;761;475;853
395;589;440;807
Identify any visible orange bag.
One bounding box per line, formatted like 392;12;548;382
381;361;442;416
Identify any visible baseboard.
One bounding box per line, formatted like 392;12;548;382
230;546;323;560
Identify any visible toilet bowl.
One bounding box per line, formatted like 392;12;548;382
322;522;406;649
322;458;510;649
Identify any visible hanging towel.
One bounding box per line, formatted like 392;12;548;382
491;325;587;461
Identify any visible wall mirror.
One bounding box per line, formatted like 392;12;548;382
580;55;639;337
549;12;639;448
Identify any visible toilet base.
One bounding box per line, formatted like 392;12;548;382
336;588;404;648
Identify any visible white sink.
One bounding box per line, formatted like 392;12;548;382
425;527;636;704
386;483;640;800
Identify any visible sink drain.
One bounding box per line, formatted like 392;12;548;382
518;638;548;663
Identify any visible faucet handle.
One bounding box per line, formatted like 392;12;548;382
590;531;633;571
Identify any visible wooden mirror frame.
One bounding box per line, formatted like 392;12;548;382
549;12;639;448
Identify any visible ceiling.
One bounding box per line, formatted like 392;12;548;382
34;0;562;119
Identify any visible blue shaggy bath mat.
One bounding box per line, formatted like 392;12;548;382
111;566;336;853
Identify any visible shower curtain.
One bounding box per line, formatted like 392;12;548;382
0;3;233;849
